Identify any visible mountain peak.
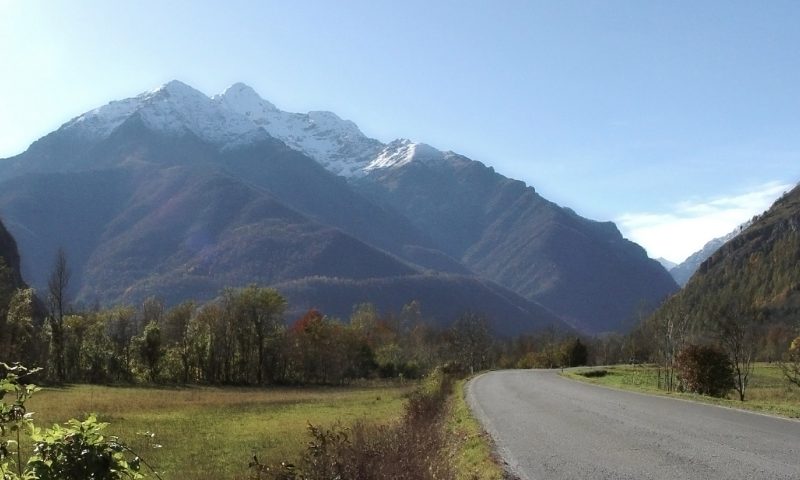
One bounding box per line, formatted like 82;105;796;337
364;139;444;172
64;80;264;147
216;86;382;177
153;79;198;95
144;80;214;108
217;82;277;112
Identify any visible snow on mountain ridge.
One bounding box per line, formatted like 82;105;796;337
67;80;266;146
214;85;383;177
61;80;449;177
365;139;445;172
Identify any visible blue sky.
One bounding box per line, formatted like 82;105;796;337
1;0;798;262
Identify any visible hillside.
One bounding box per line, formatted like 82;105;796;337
274;274;564;337
653;184;800;325
0;218;25;295
0;218;27;328
353;147;677;332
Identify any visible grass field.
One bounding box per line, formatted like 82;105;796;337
25;383;414;479
564;363;800;418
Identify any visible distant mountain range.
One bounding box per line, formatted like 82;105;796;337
657;258;677;270
0;81;677;333
652;184;800;326
668;222;751;286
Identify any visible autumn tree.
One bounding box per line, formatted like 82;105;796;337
780;335;800;388
646;301;693;391
1;288;36;364
162;301;196;383
106;306;137;381
450;312;492;374
712;300;757;401
231;286;286;384
141;296;165;326
47;248;71;382
564;338;588;367
675;344;734;397
134;321;163;382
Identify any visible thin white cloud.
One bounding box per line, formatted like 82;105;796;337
617;181;793;263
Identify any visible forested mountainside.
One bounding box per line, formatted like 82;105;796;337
0;218;24;288
651;184;800;327
669;222;750;286
353;150;677;332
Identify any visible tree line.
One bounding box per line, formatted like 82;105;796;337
0;249;596;386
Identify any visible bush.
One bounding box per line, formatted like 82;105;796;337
578;369;608;378
0;363;152;479
675;344;734;397
779;336;800;388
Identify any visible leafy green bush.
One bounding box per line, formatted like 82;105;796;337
0;363;153;479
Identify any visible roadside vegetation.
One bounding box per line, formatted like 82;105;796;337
4;364;506;480
565;363;800;418
444;379;505;480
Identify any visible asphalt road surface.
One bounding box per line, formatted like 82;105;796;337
467;370;800;480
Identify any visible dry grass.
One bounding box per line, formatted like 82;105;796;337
251;371;457;480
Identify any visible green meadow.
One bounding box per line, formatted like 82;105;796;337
26;383;415;480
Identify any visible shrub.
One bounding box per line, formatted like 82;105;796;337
675;344;734;397
0;363;153;479
779;336;800;388
578;369;608;378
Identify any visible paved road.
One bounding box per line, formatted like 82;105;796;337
467;370;800;480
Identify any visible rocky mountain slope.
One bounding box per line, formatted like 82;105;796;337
0;80;678;333
352;146;677;332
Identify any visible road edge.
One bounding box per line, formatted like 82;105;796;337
465;371;528;480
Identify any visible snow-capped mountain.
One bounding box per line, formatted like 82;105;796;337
59;80;441;178
364;139;451;172
65;80;267;147
214;83;384;177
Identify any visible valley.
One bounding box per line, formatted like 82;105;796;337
0;80;799;478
